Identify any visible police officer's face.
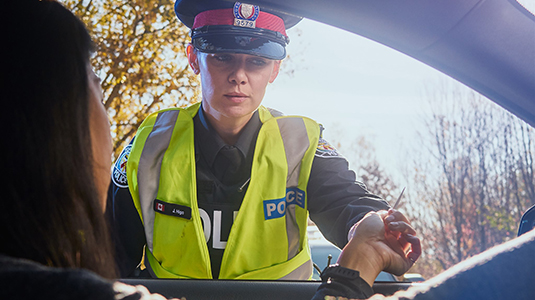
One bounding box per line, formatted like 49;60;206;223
188;45;280;124
87;64;112;212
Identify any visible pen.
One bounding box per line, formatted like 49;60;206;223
393;187;406;209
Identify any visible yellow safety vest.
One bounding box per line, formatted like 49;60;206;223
127;102;320;279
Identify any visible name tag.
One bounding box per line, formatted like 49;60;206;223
154;199;191;220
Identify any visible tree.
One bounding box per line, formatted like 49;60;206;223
332;134;400;203
63;0;200;158
404;79;535;278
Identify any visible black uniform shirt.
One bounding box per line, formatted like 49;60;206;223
107;106;389;278
194;107;260;278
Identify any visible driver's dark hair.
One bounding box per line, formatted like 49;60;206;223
0;0;117;278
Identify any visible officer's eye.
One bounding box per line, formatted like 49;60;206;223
249;57;268;66
213;54;232;62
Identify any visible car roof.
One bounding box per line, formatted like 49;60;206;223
246;0;535;127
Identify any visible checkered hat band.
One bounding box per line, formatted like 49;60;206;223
193;8;287;37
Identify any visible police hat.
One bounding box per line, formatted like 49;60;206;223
174;0;302;60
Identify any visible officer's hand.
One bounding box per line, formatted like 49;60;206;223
380;209;421;273
383;209;421;261
337;210;421;286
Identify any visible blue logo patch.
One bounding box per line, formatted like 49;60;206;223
263;187;305;220
111;144;131;188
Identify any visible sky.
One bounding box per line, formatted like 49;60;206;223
262;18;447;182
261;1;535;183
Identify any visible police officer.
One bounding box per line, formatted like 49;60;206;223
108;0;397;280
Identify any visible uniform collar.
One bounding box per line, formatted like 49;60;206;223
195;104;261;167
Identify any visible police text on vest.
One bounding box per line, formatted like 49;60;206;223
263;187;305;220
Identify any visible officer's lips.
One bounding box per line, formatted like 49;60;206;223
224;92;249;102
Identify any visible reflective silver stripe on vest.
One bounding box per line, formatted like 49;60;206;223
277;118;312;280
280;259;313;280
277;118;309;188
137;110;180;252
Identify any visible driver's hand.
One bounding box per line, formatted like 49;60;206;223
113;281;185;300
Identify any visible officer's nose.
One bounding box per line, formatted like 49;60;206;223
228;61;248;85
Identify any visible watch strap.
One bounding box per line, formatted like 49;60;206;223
320;265;374;298
320;264;360;282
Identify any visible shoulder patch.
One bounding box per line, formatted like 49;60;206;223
315;137;341;158
111;144;132;188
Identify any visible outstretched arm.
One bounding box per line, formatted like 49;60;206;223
313;209;421;299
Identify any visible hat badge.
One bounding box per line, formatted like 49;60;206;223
233;2;260;28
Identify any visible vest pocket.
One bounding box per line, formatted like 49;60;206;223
151;211;212;279
227;247;312;280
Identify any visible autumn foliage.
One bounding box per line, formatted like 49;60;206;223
63;0;199;158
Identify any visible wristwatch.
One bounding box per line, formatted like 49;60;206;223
320;264;361;282
319;264;374;298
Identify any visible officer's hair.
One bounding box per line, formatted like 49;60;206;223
1;0;117;279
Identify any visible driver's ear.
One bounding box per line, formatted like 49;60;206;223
269;60;281;83
187;44;200;75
